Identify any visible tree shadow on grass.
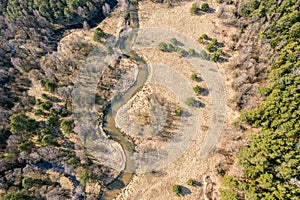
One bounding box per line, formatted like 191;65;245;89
150;169;168;177
180;186;192;196
175;41;185;47
207;8;216;13
218;57;229;63
201;88;209;96
193;180;203;187
107;179;125;190
195;100;205;108
182;110;192;117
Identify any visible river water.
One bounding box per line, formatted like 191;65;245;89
102;0;147;199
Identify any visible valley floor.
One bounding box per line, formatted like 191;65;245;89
103;1;241;199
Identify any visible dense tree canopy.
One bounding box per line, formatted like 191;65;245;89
222;0;300;199
5;0;110;25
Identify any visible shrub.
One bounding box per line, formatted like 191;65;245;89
205;43;215;52
79;171;92;186
40;79;47;87
201;34;209;40
211;38;218;45
191;73;197;81
258;86;271;96
185;97;196;107
50;108;57;115
197;34;209;44
193;85;203;94
93;27;105;41
175;107;182;116
289;22;300;38
46;115;59;127
199;50;210;60
170;38;178;46
22;133;29;140
5;153;18;164
40;101;52;110
61;120;74;135
9;113;37;134
41;134;55;146
188;48;196;56
45;81;56;92
187;178;194;186
211;51;221;62
22;177;34;189
172;185;181;196
34;108;44;116
40;128;51;136
40;79;56;92
190;4;198;15
201;3;210;12
175;46;187;57
18;141;34;152
68;157;80;167
22;177;42;189
197;37;204;44
219;189;238;200
2;190;29;200
36;98;42;105
41;93;50;100
159;42;168;52
166;43;175;52
41;79;56;92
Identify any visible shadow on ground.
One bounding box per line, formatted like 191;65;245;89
180;186;192;196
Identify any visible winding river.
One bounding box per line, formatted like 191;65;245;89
102;0;147;199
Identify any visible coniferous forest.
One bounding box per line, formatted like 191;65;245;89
221;0;300;199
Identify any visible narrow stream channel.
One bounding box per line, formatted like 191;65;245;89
102;0;147;199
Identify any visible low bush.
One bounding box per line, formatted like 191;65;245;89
185;97;196;107
93;27;105;41
79;171;92;186
159;42;168;52
188;48;196;57
191;73;197;81
61;120;74;135
199;50;210;60
175;107;182;116
205;43;215;52
187;178;195;186
172;184;181;196
18;141;34;152
190;4;198;15
170;38;178;46
201;3;210;12
193;85;203;94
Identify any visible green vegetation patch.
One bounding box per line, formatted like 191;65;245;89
5;0;89;25
222;0;300;199
60;119;74;135
175;107;182;116
9;113;37;134
172;184;182;196
187;178;195;186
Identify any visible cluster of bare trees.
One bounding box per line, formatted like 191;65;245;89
0;1;121;198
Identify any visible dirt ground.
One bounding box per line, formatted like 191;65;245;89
113;0;241;199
